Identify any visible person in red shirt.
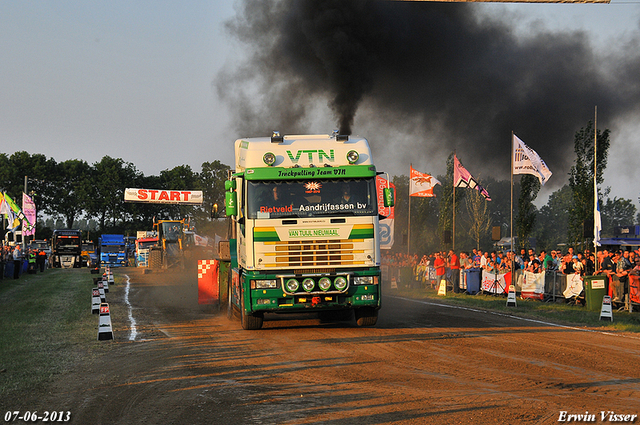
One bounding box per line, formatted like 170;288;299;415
433;252;446;290
449;250;460;293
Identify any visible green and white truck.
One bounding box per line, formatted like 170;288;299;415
225;132;393;329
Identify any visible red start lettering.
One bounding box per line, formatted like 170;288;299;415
137;189;193;202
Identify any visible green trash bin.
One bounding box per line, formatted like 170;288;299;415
584;275;608;311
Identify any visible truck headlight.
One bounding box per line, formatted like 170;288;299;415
253;279;278;289
334;276;348;291
263;152;276;166
302;278;315;292
318;277;332;291
285;278;299;292
353;276;377;285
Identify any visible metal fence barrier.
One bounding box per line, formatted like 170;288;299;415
382;264;640;312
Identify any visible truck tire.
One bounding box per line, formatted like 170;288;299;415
354;308;378;327
240;291;263;330
149;249;162;269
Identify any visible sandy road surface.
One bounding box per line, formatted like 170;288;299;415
23;268;640;424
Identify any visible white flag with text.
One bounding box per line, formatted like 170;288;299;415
513;134;553;185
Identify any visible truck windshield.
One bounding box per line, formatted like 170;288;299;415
137;241;157;250
160;222;182;242
54;237;80;254
246;178;378;219
101;245;124;253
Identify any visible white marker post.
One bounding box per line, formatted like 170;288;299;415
91;288;101;314
98;303;114;341
600;295;613;322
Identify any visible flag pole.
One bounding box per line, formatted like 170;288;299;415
594;106;598;271
408;164;411;255
510;132;514;271
452;151;456;251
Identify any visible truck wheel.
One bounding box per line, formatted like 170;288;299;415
149;249;162;269
355;308;378;327
240;291;263;330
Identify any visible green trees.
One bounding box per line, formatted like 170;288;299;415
568;121;610;249
602;196;637;235
515;175;540;251
46;159;92;228
89;156;140;230
0;152;232;237
465;188;492;251
534;184;572;249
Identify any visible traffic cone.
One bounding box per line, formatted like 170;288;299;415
97;303;114;341
91;288;101;314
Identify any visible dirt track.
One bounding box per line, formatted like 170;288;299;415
22;268;640;424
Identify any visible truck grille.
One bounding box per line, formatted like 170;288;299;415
259;239;371;268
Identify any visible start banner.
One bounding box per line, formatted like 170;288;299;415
124;188;203;205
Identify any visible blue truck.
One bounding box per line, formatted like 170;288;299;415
99;234;128;267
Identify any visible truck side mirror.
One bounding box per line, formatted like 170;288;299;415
383;187;395;207
225;191;237;217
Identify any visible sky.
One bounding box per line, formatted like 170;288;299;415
1;0;639;208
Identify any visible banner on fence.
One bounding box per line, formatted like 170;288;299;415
563;273;583;299
376;176;395;250
481;271;511;294
521;271;545;300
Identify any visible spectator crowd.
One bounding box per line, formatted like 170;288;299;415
1;244;48;279
382;246;639;296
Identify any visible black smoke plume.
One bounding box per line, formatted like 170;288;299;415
216;0;640;184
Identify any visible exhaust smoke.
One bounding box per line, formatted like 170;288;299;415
216;0;640;185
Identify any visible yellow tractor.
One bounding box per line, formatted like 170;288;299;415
148;219;187;269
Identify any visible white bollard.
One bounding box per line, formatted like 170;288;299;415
437;279;447;296
102;275;109;293
91;288;101;314
97;281;106;302
97;303;114;341
506;286;517;307
600;295;613;322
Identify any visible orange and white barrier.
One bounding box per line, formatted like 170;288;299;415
198;260;219;304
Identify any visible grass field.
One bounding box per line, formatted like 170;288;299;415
0;268;113;404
